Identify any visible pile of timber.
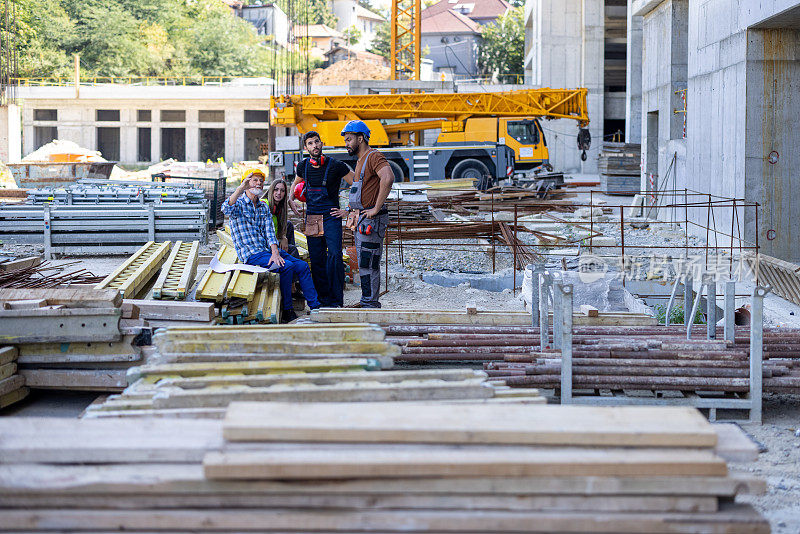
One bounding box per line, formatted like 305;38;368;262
198;231;282;324
599;142;642;196
0;403;768;533
0;288;152;393
0;346;27;409
382;324;800;395
83;324;543;418
427;188;577;215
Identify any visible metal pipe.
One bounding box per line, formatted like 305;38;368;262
724;280;735;343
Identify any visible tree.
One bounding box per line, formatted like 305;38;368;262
343;25;361;46
368;20;390;58
477;6;524;83
274;0;337;28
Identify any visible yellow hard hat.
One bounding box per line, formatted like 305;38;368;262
241;168;266;183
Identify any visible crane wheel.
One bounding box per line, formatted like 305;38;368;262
453;158;491;183
388;160;405;182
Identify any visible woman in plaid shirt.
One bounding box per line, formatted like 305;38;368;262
222;169;320;323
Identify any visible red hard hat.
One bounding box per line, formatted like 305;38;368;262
294;180;306;202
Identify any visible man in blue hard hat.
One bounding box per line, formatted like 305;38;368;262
341;120;395;308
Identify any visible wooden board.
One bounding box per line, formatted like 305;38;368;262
0;363;16;381
0;387;28;409
0;503;769;533
222;402;718;448
0;418;222;463
123;300;215;322
0;256;41;272
19;369;128;391
0;464;765;497
0;288;122;308
0;346;18;366
0;375;24;397
310;308;657;326
16;335;142;364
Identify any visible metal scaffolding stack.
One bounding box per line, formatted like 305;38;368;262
0;203;208;258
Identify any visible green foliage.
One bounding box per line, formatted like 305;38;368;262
272;0;337;27
7;0;278;78
343;25;362;46
477;6;524;83
368;21;390;58
652;301;706;325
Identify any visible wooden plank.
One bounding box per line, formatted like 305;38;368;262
1;299;48;309
0;288;122;308
0;464;765;497
580;305;599;317
309;309;657;326
0;256;41;272
0;363;17;381
222;402;718;448
128;359;382;381
0;346;18;366
0;492;719;513
19;369;128;391
0;375;25;397
712;424;760;463
0;418;223;464
123;300;215;322
0;307;121;343
152;380;494;409
16;335;142;364
0;504;770;533
0;387;28;409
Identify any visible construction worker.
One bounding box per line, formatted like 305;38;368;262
289;131;354;308
341;120;395;308
222;169;320;322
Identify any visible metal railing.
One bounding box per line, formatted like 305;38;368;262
12;76;273;87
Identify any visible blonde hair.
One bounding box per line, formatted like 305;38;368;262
266;178;288;241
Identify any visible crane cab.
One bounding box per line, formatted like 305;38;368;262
437;117;551;172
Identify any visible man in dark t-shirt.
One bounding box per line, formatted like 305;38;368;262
289;131;354;308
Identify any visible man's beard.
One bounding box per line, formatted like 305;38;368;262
345;146;355;156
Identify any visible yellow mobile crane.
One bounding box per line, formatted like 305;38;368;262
271;88;590;188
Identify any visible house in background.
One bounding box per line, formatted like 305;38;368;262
293;24;346;61
422;0;511;25
229;2;290;48
329;0;386;52
421;9;482;79
325;45;388;67
419;0;512;79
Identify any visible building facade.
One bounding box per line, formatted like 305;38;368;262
16;83;274;165
630;0;800;262
329;0;385;52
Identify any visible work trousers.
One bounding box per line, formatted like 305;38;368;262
307;213;344;307
354;212;389;308
246;249;320;312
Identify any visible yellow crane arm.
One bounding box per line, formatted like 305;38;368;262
271;88;590;129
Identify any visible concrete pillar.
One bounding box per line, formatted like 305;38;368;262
0;105;22;163
186;109;200;162
581;0;604;174
625;5;643;144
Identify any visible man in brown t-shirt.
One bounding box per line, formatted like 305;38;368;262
342;120;395;308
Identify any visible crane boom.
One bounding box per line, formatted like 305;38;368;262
272;88;589;128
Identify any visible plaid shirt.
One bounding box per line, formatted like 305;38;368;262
221;194;278;262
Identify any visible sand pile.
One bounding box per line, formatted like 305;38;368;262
22;140;106;163
299;58;390;86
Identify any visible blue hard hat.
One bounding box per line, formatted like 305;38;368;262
341;120;370;140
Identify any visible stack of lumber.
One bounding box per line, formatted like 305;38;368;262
386;185;434;222
0;404;768;532
196;235;281;324
599;142;642;196
0;288;151;392
83;324;543;417
122;299;216;329
0;346;27;410
744;251;800;306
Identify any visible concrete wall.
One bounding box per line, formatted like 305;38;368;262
625;4;643;143
17;85;273;165
630;0;800;261
637;0;688;206
0;105;22;163
524;0;603;174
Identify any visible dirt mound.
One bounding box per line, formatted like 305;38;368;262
22;140;106;163
299;58;390;86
